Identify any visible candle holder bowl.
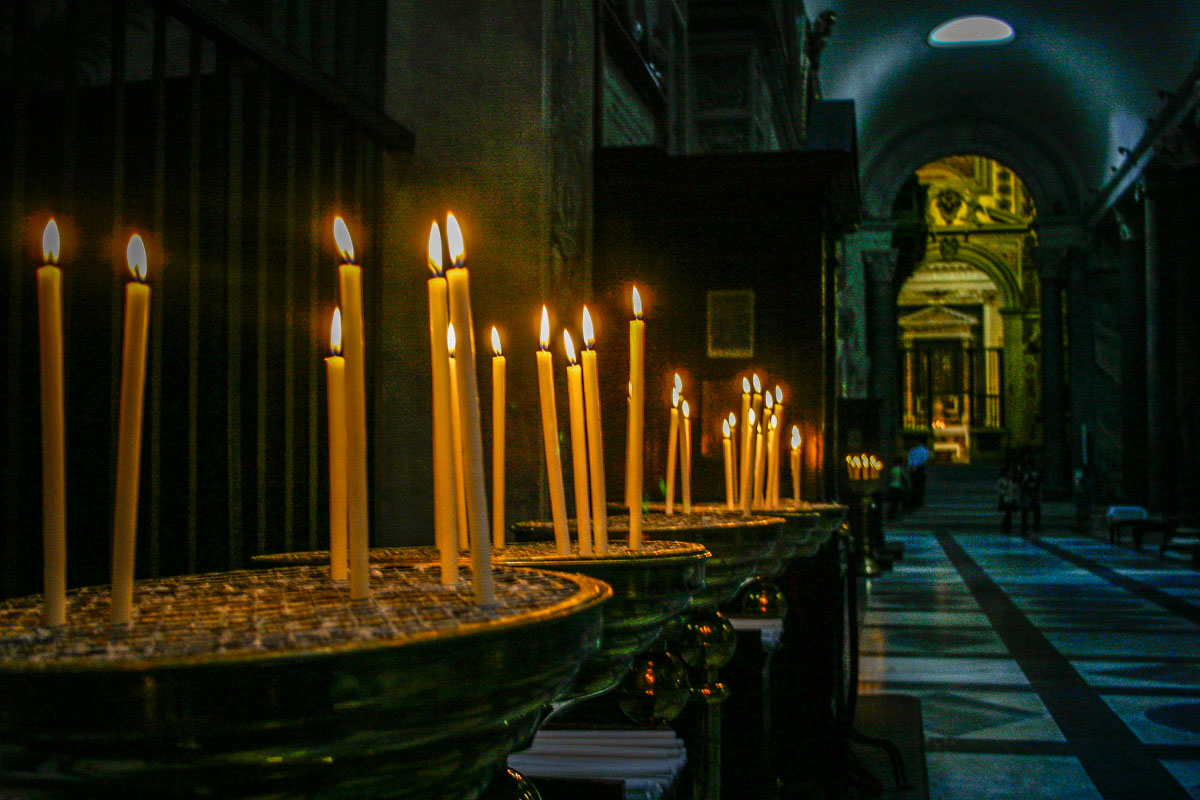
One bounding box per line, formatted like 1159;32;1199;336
254;540;708;704
0;563;608;800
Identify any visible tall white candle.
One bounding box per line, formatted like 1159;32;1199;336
444;214;494;603
791;426;802;507
728;412;738;502
491;327;506;550
427;223;458;583
627;288;644;549
37;220;66;626
722;419;735;509
325;310;348;581
536;307;570;554
739;378;753;516
564;331;592;554
581;307;607;554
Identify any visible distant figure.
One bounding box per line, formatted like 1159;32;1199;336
886;457;910;520
997;465;1019;533
1019;459;1043;535
907;441;931;508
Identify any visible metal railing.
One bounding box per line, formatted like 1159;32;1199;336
901;345;1004;430
2;0;412;598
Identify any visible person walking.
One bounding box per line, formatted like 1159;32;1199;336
907;440;931;508
1019;458;1043;535
997;465;1019;533
886;457;909;520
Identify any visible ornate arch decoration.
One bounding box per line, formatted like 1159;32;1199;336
908;240;1023;310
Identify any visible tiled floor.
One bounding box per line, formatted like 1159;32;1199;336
859;466;1200;800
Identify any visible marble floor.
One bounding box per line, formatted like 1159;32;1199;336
859;466;1200;800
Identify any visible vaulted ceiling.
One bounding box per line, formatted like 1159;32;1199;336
816;1;1200;219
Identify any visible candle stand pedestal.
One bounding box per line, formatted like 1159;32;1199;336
0;564;608;800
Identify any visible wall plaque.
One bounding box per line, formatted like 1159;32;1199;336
706;290;754;358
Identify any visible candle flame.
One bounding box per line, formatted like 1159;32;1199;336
42;220;60;264
564;329;577;364
752;374;762;394
539;306;550;350
775;386;783;403
330;308;342;355
447;322;457;354
333;217;354;263
747;408;756;426
672;386;680;407
491;326;502;357
770;414;778;430
632;286;642;319
681;400;690;418
723;419;731;438
729;412;737;427
791;426;801;449
446;213;465;267
427;222;443;276
765;391;774;410
742;377;751;393
126;234;147;281
582;306;595;347
674;373;682;392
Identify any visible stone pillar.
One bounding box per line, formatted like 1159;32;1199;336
1143;172;1178;513
863;248;900;458
1115;204;1148;504
999;308;1028;444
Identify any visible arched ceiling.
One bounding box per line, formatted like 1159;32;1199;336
816;1;1200;218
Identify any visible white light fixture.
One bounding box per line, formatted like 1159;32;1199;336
928;15;1015;48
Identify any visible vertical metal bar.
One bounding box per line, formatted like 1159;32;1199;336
284;89;297;549
187;31;203;574
225;52;245;569
111;0;127;494
148;4;167;577
5;0;29;597
255;73;271;555
307;110;322;551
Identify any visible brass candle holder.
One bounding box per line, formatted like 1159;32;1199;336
0;564;608;799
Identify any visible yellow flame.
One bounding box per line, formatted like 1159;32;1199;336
681;400;690;418
427;222;442;276
333;217;354;262
42;220;60;264
446;213;465;267
742;377;751;393
775;386;783;403
564;330;577;363
582;306;595;347
491;326;502;357
752;374;762;394
539;306;550;349
330;308;342;354
729;412;737;427
851;455;862;468
791;426;801;449
447;322;457;354
723;419;731;438
747;408;756;426
126;234;147;281
672;386;680;407
765;391;774;410
674;373;682;392
632;286;642;318
770;415;779;430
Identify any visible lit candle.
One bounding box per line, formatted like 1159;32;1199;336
791;426;802;506
111;234;151;625
739;378;753;516
427;223;458;584
581;307;607;554
722;419;735;509
681;400;692;514
767;415;779;509
728;412;738;502
444;214;494;603
755;390;774;508
665;377;681;515
536;308;570;554
770;387;784;507
325;309;348;581
491;327;506;550
752;414;766;514
447;325;469;549
36;220;66;626
627;288;644;550
564;331;592;554
334;217;370;600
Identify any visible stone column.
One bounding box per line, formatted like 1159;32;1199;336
863;248;900;458
1143;171;1178;514
1115;204;1148;504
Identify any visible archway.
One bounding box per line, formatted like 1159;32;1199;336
893;155;1040;463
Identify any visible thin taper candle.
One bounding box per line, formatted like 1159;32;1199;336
627;287;645;549
665;379;681;515
791;426;802;507
37;220;66;626
536;307;570;554
447;325;469;549
739;378;753;516
565;331;592;554
325;310;348;581
580;307;607;553
427;224;458;583
681;400;692;513
111;234;151;625
491;327;506;549
722;419;734;509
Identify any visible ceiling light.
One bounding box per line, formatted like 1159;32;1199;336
928;16;1015;48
